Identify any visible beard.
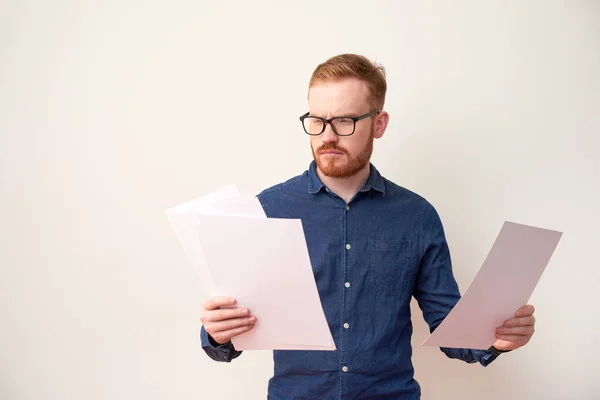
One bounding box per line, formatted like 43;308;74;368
311;128;374;179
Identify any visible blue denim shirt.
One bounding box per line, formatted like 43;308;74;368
200;161;500;399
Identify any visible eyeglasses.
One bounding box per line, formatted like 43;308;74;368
299;109;380;136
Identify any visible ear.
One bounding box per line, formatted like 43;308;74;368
373;111;389;139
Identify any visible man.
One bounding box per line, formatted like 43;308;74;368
198;54;536;399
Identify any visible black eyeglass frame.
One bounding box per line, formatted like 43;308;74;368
299;109;381;136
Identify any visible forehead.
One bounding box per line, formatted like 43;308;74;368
308;78;370;115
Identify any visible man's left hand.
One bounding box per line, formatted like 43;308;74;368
493;304;536;351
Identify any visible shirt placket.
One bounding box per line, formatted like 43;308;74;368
339;200;351;399
324;187;356;400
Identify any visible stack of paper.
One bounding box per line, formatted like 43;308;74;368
422;221;562;349
165;185;336;351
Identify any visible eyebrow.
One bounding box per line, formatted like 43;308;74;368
310;110;364;118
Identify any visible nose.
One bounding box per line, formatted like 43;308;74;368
321;122;338;143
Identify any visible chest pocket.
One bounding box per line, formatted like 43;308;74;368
369;239;415;296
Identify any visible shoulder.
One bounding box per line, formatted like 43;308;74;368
379;175;442;224
256;170;309;204
383;178;424;201
381;176;431;208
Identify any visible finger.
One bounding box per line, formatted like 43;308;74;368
516;304;535;317
493;339;513;348
211;324;255;345
497;325;535;336
204;307;251;323
503;315;536;328
495;334;530;343
203;297;236;311
206;316;257;333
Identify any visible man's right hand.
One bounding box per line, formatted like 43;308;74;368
200;297;257;345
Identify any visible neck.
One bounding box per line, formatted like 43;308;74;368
316;163;371;204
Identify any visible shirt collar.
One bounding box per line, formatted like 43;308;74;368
307;160;386;195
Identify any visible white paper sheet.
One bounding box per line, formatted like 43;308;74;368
422;221;562;349
165;185;335;351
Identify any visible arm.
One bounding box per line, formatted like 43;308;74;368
412;201;500;367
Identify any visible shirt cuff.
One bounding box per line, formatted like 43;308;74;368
479;351;500;367
200;325;234;350
479;345;514;366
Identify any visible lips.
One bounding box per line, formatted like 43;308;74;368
318;146;345;156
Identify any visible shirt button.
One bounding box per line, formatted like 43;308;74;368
342;366;349;372
343;323;350;329
345;243;351;250
346;205;350;211
345;282;351;288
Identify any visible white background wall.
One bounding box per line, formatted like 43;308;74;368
1;1;599;399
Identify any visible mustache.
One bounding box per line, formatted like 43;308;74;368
317;143;347;154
